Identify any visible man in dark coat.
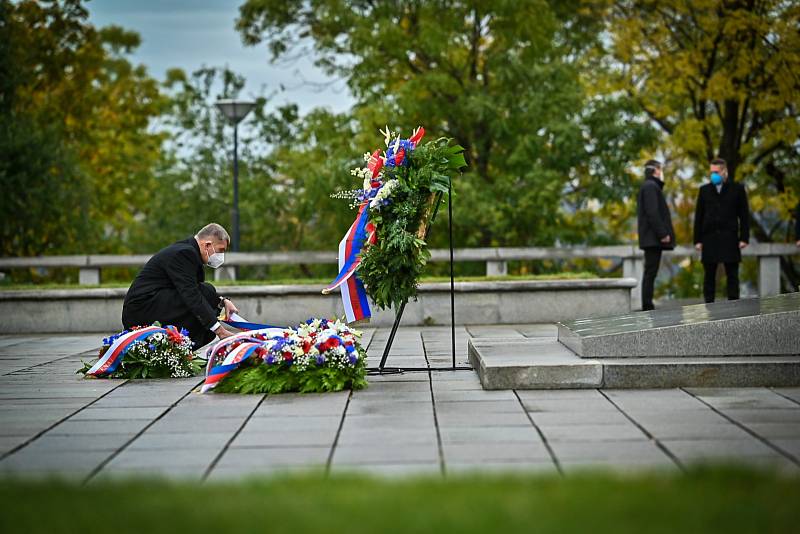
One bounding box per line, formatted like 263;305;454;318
693;158;750;303
795;201;800;247
637;159;675;311
122;223;238;348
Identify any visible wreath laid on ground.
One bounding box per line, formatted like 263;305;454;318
79;318;367;395
78;323;203;379
207;318;367;394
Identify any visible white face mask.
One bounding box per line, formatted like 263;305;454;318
207;243;225;269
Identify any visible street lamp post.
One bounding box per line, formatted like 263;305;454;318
215;99;255;252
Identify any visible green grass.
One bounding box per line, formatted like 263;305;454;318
0;468;798;533
0;272;598;291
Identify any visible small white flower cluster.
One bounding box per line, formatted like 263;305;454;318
330;189;360;200
369;178;398;210
350;166;373;180
128;340;194;378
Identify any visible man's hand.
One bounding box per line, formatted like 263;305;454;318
695;243;702;251
214;325;234;339
222;298;239;320
660;235;671;244
739;241;748;249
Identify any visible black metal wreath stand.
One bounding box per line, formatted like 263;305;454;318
368;177;470;374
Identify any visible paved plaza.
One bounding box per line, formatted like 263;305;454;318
1;325;799;482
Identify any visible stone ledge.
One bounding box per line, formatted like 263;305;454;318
0;278;636;301
0;280;634;332
469;338;800;390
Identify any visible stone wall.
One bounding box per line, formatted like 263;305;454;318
0;279;636;333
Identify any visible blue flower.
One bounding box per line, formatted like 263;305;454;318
315;355;326;366
148;344;156;351
385;139;414;167
179;327;190;337
266;355;277;365
348;354;359;365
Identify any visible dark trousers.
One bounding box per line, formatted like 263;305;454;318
702;262;740;303
641;248;662;311
123;282;219;350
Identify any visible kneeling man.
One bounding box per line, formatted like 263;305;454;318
122;223;238;348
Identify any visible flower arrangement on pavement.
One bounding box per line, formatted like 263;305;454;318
78;323;201;379
205;318;368;394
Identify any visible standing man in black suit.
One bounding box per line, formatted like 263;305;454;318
795;201;800;247
693;158;750;303
122;223;238;348
637;159;675;311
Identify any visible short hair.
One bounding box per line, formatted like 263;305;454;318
195;223;230;244
710;157;727;169
644;159;662;179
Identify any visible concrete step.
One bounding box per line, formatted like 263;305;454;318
468;338;800;390
557;293;800;358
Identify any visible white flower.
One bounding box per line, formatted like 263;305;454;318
380;125;392;147
369;179;397;209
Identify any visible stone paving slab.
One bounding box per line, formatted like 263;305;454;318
0;328;799;481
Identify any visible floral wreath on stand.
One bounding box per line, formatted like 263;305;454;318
327;126;466;316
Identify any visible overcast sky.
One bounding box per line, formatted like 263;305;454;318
87;0;354;114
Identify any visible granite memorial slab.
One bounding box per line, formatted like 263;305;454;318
558;293;800;358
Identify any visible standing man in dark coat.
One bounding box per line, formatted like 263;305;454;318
693;158;750;303
795;201;800;247
122;223;238;349
637;159;675;311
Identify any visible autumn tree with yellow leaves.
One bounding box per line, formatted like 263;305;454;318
593;0;800;288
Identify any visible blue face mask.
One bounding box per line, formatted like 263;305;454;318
710;172;723;185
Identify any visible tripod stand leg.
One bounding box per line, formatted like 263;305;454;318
448;177;456;368
378;300;407;370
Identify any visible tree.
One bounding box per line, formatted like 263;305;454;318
595;0;800;287
0;0;165;257
236;0;659;250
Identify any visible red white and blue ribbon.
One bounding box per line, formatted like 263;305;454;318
87;325;165;377
223;312;283;331
322;202;376;323
201;322;285;393
200;341;262;393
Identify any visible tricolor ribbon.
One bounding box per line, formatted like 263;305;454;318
321;202;376;323
201;321;286;393
87;325;166;377
200;342;263;393
223;312;282;331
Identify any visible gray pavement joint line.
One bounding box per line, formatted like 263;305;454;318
325;390;352;476
2;348;99;376
201;393;268;483
82;379;204;485
597;389;686;472
0;378;131;462
681;387;800;467
422;332;446;477
512;389;563;476
768;388;800;408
